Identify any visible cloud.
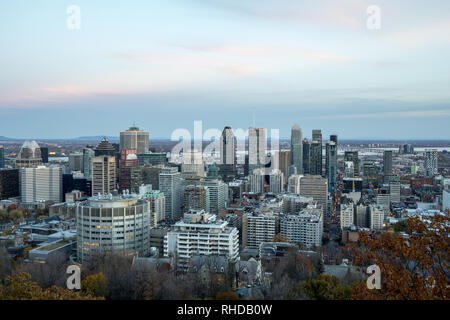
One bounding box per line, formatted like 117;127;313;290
316;109;450;120
379;20;450;47
188;0;367;29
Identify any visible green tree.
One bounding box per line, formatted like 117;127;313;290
81;272;108;298
302;274;352;300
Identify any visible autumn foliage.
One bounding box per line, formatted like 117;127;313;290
348;211;450;300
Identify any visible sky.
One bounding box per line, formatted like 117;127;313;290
0;0;450;140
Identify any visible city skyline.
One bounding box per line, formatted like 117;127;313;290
1;0;450;139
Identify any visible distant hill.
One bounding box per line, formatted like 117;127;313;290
73;136;119;141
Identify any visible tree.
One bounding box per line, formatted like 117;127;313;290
0;272;99;300
300;274;352;300
348;211;450;300
82;272;108;298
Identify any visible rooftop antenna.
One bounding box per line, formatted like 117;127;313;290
252;109;256;128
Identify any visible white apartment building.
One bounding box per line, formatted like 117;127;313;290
21;166;62;203
242;212;280;249
280;206;323;248
340;203;354;229
369;204;385;230
163;211;239;270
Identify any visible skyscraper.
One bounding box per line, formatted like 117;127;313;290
69;152;83;172
248;127;268;174
325;140;337;193
119;151;139;192
15;141;42;168
82;147;95;178
302;139;310;174
383;150;393;183
159;167;182;221
0;169;19;200
92;156;116;196
120;126;150;154
312;129;322;144
220;126;237;166
21;166;62;203
424;149;438;177
40;147;49;164
278;150;291;182
94;137;116;157
0;146;4;168
290;125;303;174
310;141;322;176
299;175;328;217
92;138;117;196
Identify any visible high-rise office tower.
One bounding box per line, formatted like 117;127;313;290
94;137;116;157
82;147;95;178
15;141;42;168
159;167;182;221
330;135;338;144
290;125;303;174
119;150;139;192
0;146;4;168
0;169;20;199
248;127;267;174
220;126;237;166
299;175;328;217
344;151;359;177
40;147;49;164
92;155;116;196
312;129;322;144
269;169;284;194
325;140;337;193
120;126;150;154
424;149;438;177
21;166;62;203
183;185;210;213
363;162;379;187
383;150;393;183
277;150;291;183
69;152;83;172
310;139;322;176
302;139;310;174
